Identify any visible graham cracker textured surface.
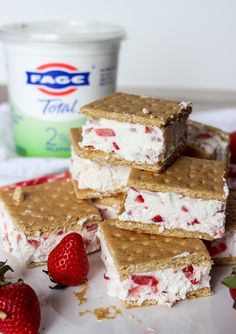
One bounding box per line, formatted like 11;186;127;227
93;193;125;209
128;156;227;201
226;190;236;230
115;220;213;240
71;179;125;200
213;256;236;266
185;120;230;161
99;220;212;279
123;287;213;308
70;128;183;173
0;180;101;236
80;92;192;128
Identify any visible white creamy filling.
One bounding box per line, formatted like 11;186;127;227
98;231;211;306
70;149;130;193
0;201;100;264
210;230;236;259
119;188;226;239
187;123;228;161
81;118;186;164
92;204;119;220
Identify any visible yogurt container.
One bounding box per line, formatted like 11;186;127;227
0;21;125;157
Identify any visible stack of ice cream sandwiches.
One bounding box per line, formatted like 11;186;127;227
0;91;233;309
69;92;231;307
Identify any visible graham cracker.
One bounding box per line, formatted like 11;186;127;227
115;220;213;240
185;120;230;161
99;220;212;280
226;190;236;230
80;92;192;128
93;193;125;210
123;287;213;308
128;156;227;201
0;179;101;236
70;128;183;173
71;179;125;200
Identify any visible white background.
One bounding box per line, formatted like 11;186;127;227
0;0;236;91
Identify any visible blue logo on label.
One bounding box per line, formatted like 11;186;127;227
26;63;90;96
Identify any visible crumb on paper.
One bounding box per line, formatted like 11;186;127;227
79;305;121;321
142;107;150;114
129;314;141;324
74;281;89;305
13;187;24;204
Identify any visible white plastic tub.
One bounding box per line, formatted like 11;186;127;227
0;21;126;157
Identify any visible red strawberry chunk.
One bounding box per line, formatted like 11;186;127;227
104;273;110;280
86;223;98;232
28;239;40;249
208;239;227;256
135;194;145;203
129;286;142;296
131;275;159;288
112;142;120;150
190;278;200;285
181;205;189;212
182;265;194;278
151;215;163;223
145;126;154;134
188;218;200;225
95;128;115;137
230;288;236;301
57;230;64;236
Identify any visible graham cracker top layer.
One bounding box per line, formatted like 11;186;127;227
0;180;101;236
80;92;192;127
99;220;211;279
128;156;227;201
226;190;236;230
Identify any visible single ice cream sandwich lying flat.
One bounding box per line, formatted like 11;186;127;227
92;194;125;219
78;92;192;172
70;128;130;199
118;156;228;240
0;180;101;266
97;220;213;308
185;120;230;162
208;190;236;265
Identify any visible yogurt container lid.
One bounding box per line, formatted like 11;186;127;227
0;20;126;43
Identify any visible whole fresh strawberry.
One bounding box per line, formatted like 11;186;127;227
222;267;236;309
47;233;89;287
0;261;40;334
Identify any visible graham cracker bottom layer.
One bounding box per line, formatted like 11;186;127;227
115;220;213;241
213;256;236;266
123;287;213;308
71;179;125;200
70;128;185;173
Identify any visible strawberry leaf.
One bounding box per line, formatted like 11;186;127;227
222;275;236;289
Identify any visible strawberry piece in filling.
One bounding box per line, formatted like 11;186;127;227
208;239;227;256
104;273;110;280
131;275;159;293
95;128;115;137
112;142;120;150
188;218;200;225
181;205;189;212
135;194;145;203
151;215;163;223
182;265;199;285
86;223;98;232
28;239;40;249
145;126;154;134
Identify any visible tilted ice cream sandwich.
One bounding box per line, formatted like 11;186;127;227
92;194;125;219
208;190;236;265
98;220;213;308
0;180;101;266
70;128;130;199
185;120;230;162
118;156;228;240
78;92;192;172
